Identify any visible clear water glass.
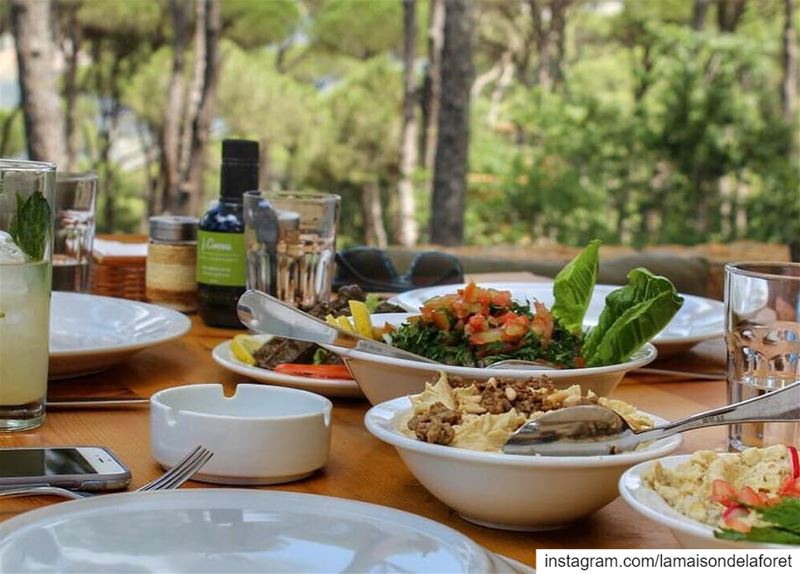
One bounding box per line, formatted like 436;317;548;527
53;172;97;292
244;191;340;308
0;160;56;432
725;262;800;451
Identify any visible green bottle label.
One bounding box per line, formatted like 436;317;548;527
197;230;247;286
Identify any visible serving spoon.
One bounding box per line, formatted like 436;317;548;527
236;290;438;364
502;379;800;456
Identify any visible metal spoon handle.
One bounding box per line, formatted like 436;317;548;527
635;380;800;444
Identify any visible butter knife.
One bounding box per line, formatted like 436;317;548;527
237;289;438;364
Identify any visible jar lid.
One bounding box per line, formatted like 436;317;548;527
149;215;198;243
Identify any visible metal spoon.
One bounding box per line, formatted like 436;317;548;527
502;379;800;456
236;289;438;364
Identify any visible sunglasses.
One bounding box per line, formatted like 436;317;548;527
334;247;464;292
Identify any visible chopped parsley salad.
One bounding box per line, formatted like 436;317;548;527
386;240;685;369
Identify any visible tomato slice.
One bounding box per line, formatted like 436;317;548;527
273;364;353;379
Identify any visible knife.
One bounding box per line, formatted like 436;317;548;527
237;289;438;364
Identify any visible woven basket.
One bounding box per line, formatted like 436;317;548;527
90;253;147;301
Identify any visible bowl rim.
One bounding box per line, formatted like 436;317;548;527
150;383;333;422
619;454;795;548
365;396;682;468
325;312;658;378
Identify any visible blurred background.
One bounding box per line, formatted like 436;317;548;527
1;0;797;251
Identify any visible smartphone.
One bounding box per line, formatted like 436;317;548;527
0;446;131;491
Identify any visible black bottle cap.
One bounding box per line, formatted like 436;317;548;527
222;139;259;164
220;139;259;201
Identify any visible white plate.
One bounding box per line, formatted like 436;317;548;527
390;282;724;358
619;455;795;549
0;489;509;573
212;335;362;399
49;292;192;379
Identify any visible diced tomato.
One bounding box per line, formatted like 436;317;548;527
468;314;488;332
789;446;799;479
737;486;770;508
710;479;740;507
462;282;478;304
779;475;800;497
469;328;505;345
273;364;353;379
721;505;752;533
488;289;512;308
431;310;451;332
530;302;555;347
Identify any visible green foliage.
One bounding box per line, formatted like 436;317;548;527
312;0;402;58
221;0;301;49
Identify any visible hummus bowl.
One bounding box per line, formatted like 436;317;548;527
365;395;681;531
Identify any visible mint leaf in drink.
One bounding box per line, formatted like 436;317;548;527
9;191;51;261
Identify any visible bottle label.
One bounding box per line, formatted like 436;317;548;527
197;230;247;287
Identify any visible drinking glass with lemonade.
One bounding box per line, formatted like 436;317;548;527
0;160;55;432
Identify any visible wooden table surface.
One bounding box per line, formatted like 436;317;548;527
0;275;729;568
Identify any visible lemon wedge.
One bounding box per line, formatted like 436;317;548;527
336;315;355;333
348;300;373;338
231;334;260;365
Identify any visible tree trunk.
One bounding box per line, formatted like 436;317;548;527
420;0;444;171
487;51;514;125
175;0;220;216
551;0;570;89
187;0;220;216
781;0;798;152
530;0;552;91
362;182;388;247
10;0;67;166
430;0;473;246
396;0;419;247
159;0;190;215
716;0;746;33
692;0;711;30
61;1;81;172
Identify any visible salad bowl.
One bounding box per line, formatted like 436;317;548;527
366;396;682;531
620;455;798;549
324;313;657;405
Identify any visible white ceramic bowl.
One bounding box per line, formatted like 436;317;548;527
620;455;796;549
150;384;332;485
328;314;657;405
365;396;682;531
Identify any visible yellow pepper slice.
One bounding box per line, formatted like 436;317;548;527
348;300;374;339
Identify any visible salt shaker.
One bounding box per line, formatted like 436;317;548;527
146;216;199;312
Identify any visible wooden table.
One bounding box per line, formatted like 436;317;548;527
0;282;729;568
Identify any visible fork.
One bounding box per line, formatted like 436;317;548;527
0;445;213;500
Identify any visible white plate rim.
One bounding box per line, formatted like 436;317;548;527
365;396;683;468
212;336;362;397
49;291;192;358
389;282;724;346
0;488;497;571
619;454;795;548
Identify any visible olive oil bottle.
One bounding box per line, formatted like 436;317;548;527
197;139;259;328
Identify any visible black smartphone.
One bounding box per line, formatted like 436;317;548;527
0;446;131;491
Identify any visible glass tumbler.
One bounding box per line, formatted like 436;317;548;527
725;262;800;451
0;160;56;432
53;172;97;292
244;191;340;308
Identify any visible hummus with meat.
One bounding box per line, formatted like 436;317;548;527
643;445;791;526
400;372;652;452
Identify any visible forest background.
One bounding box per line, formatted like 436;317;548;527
2;0;798;249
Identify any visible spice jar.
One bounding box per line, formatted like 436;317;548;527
146;216;199;312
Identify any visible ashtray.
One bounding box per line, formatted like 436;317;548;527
150;384;332;485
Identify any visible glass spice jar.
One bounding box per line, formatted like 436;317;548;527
146;216;199;313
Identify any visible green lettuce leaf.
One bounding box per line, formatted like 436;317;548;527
583;268;683;366
551;239;600;334
715;526;800;545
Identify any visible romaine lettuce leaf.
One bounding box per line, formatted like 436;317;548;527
551;239;600;334
583;268;683;366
